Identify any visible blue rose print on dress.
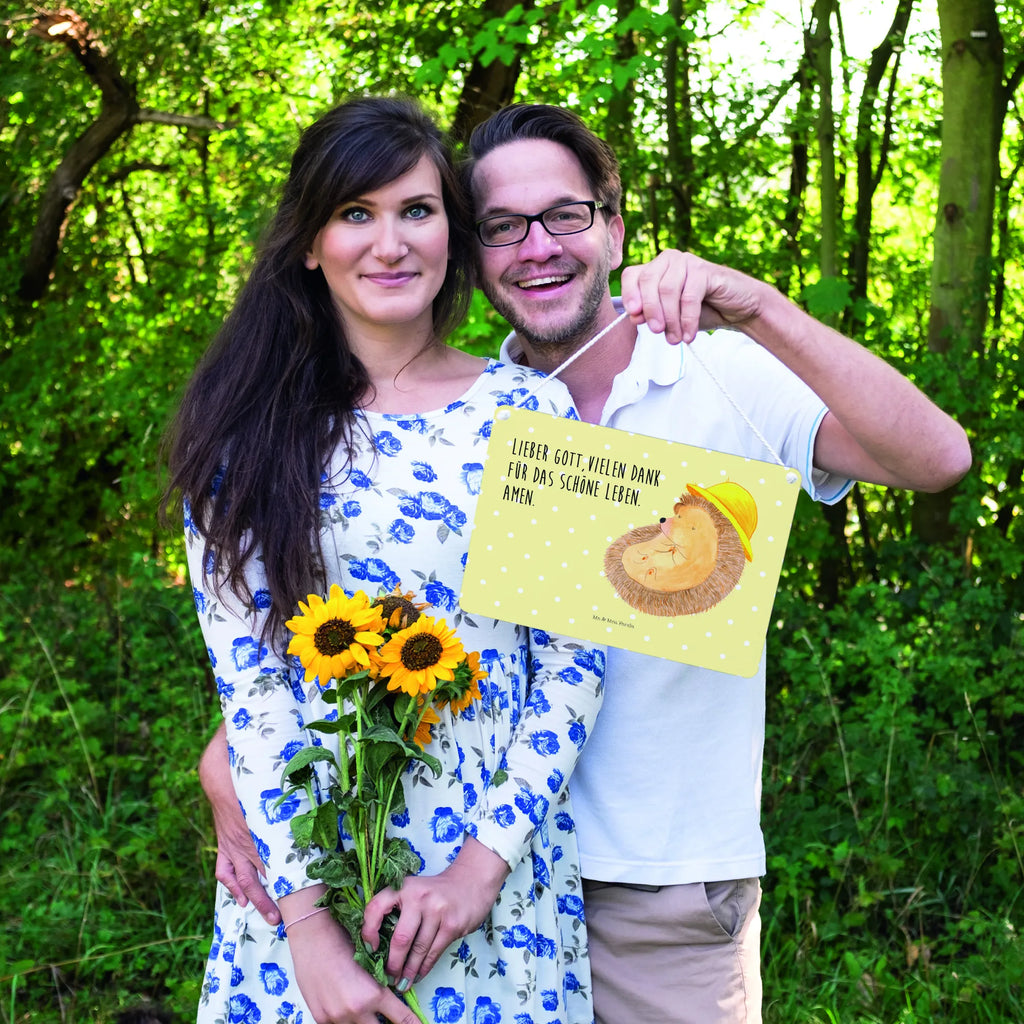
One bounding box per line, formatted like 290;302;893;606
568;721;587;750
412;461;437;482
272;876;293;897
250;832;270;866
526;689;551;715
472;996;501;1024
432;987;466;1022
342;499;362;517
253;589;272;611
534;934;557;959
541;989;559;1011
460;463;484;495
259;963;289;996
573;648;605;675
558;666;583;685
501;924;536;952
349;468;374;489
389;519;416;544
208;923;223;962
232;708;251;730
424;578;458;611
231;966;244;986
493;804;516;828
394;415;429;434
346;557;400;591
228;994;261;1023
545;769;564;794
531;629;551;647
554;811;574;832
221;941;237;963
532;851;551;890
194;587;207;613
319;492;336;509
279;739;304;762
430;807;464;843
515;789;549;826
477;419;493;441
231;636;265;671
529;731;560;756
444;503;468;530
259;788;299;823
557;893;585;922
374;431;403;456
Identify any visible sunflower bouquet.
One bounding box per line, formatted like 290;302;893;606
278;583;485;1021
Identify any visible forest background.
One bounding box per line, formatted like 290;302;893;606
1;0;1022;1021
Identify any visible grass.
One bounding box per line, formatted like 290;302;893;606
1;548;1021;1023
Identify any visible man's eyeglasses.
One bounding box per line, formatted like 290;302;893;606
475;200;607;248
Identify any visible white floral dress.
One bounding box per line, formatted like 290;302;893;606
188;360;605;1024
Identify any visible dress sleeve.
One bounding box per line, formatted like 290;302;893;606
184;503;324;898
467;631;606;871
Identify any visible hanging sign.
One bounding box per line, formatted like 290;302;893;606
461;408;802;677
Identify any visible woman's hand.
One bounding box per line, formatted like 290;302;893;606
361;836;511;991
284;903;421;1024
199;724;282;925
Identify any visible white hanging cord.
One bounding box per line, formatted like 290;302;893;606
509;311;793;477
682;343;787;469
517;311;630;397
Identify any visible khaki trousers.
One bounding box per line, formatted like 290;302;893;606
582;878;762;1024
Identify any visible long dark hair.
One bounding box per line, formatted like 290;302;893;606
162;96;475;643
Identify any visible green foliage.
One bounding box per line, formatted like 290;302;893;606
2;0;1022;1020
762;540;1024;1022
0;557;215;1022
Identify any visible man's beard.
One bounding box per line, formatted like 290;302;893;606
481;253;612;358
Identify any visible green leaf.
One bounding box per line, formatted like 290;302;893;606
281;745;337;787
289;809;317;848
309;849;362;890
311;800;341;850
801;277;853;320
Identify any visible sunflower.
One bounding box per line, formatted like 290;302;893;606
376;615;465;696
447;650;486;715
411;702;441;749
372;585;428;630
286;585;386;684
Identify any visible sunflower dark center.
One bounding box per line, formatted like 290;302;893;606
377;595;421;629
400;634;444;671
314;618;357;656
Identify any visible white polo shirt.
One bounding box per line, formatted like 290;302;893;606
500;312;852;885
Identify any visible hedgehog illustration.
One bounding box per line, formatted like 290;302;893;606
603;481;758;616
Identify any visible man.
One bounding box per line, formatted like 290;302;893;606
202;104;970;1023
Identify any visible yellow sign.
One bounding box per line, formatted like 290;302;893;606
461;408;802;677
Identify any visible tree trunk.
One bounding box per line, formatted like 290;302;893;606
450;0;533;143
848;0;913;305
913;0;1004;545
664;0;693;247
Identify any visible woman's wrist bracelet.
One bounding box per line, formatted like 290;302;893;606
283;906;329;933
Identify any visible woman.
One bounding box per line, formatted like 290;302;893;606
164;97;605;1024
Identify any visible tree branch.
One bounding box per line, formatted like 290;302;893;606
136;109;233;131
18;8;233;302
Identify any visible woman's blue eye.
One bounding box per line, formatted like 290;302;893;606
406;204;432;219
340;207;370;222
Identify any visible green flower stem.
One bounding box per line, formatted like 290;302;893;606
403;984;429;1024
350;690;374;905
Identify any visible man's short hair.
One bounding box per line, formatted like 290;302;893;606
464;104;622;216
